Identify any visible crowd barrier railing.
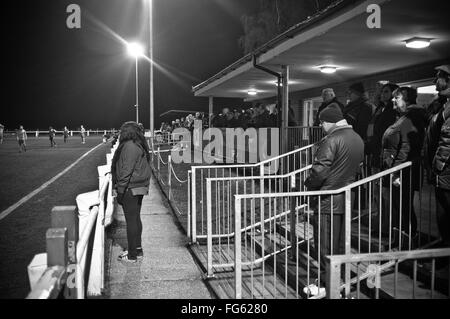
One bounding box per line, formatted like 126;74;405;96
191;143;317;244
26;138;118;299
326;248;450;299
231;161;443;299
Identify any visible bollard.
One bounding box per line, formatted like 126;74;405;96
51;206;78;264
50;206;78;299
46;228;68;268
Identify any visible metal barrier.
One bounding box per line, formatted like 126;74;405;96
231;161;442;299
204;165;312;277
191;143;317;244
285;126;324;151
326;248;450;299
26;139;117;299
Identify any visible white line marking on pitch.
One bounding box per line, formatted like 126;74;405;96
0;143;104;222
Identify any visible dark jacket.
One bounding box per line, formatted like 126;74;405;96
112;140;151;194
366;101;397;167
313;97;345;127
305;123;364;214
432;101;450;190
343;97;373;142
381;104;427;190
424;89;450;183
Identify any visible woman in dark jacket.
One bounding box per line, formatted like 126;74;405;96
112;121;151;263
367;83;399;169
381;87;427;247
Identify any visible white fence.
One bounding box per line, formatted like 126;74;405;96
26;138;117;299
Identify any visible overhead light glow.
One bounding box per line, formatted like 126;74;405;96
247;89;258;96
417;85;438;94
405;37;431;49
319;65;337;74
127;42;145;57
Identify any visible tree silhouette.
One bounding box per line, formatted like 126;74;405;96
238;0;335;54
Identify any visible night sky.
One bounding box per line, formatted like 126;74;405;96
3;0;259;130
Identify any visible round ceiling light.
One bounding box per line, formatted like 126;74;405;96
319;65;337;74
405;37;431;49
247;89;258;96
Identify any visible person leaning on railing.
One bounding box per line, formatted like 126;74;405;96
111;121;151;263
381;87;427;247
304;104;364;284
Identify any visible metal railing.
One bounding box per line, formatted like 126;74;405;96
204;165;312;277
326;248;450;299
191;143;317;244
26;139;117;299
231;161;442;299
285;126;324;150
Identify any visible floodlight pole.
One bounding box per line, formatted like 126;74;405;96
149;0;154;134
135;56;139;123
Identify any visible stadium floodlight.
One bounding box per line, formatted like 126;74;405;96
127;42;145;58
127;41;144;123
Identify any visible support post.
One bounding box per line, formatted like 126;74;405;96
206;179;213;278
235;196;242;299
281;65;289;169
208;96;213;128
326;257;341;299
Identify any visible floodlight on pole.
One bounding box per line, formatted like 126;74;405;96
127;42;144;123
127;42;145;58
149;0;154;136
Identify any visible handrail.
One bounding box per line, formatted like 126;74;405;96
234;161;412;200
328;248;450;264
207;165;312;182
193;143;315;170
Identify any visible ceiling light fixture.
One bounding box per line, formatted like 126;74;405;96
319;65;337;74
405;37;431;49
247;89;257;96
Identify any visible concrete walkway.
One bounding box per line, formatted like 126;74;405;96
105;177;213;299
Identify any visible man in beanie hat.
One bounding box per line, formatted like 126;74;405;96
304;103;364;291
343;82;374;143
424;64;450;256
313;88;345;127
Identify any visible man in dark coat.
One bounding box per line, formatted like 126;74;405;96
366;83;399;169
343;82;374;143
305;103;364;280
426;65;450;250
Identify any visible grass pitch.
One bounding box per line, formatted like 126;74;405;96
0;135;111;298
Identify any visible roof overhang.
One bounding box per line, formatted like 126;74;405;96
193;0;450;100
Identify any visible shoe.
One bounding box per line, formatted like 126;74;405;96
303;280;326;297
119;250;143;260
118;254;137;263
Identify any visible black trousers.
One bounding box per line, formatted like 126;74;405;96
312;212;345;281
121;190;144;259
436;187;450;246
